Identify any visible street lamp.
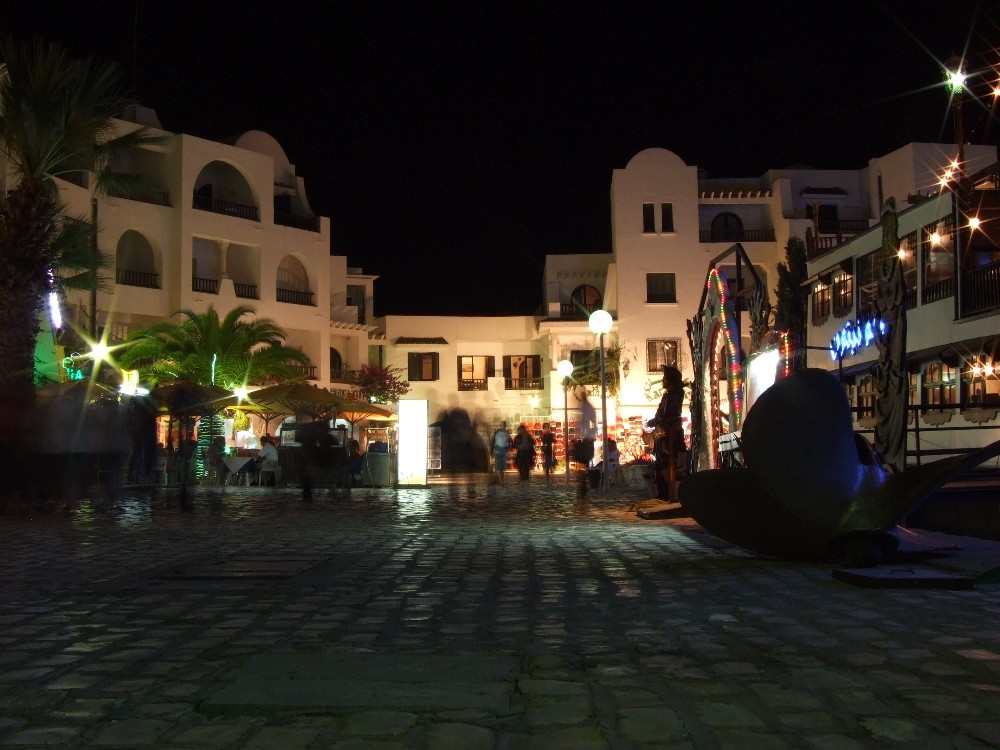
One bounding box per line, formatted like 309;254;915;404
945;54;967;175
556;358;574;478
588;309;613;491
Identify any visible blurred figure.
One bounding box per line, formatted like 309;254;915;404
513;424;536;482
491;421;512;485
540;423;556;483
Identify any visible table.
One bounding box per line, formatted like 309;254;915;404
223;455;256;485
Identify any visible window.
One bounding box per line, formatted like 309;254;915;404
811;283;831;323
900;231;918;310
964;359;1000;407
922;217;954;304
563;285;602;318
661;203;674;233
807;203;839;234
642;203;656;233
330;348;345;378
831;272;853;317
922;361;956;410
570;349;595;369
646;339;680;372
857;374;875;422
457;355;494;390
646;273;677;303
642;202;674;233
710;212;742;242
407;352;439;381
856;251;879;317
503;355;543;389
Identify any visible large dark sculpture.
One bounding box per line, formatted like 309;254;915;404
678;368;1000;565
873;200;908;474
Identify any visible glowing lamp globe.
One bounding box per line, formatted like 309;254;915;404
588;309;613;335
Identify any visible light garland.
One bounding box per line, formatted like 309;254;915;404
707;268;743;430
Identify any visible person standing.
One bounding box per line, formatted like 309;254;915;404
491;421;512;485
513;424;536;482
540;423;556;483
649;365;686;501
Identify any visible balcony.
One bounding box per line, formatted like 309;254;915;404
116;268;159;289
192;195;260;222
287;364;317;380
505;377;544;390
275;212;320;232
559;302;600;319
192;276;219;294
458;378;488;391
107;183;170;207
330;368;356;383
698;228;776;243
805;220;870;260
276;288;315;306
961;258;1000;317
234;282;258;300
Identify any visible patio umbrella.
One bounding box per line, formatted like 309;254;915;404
36;378;115;406
333;396;394;438
150;379;234;416
244;382;348;421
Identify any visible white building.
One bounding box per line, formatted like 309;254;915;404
42;107;380;392
804;142;1000;463
22;102;998;471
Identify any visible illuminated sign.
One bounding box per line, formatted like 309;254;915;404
397;399;428;486
829;318;885;360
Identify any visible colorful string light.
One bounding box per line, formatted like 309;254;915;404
706;268;744;430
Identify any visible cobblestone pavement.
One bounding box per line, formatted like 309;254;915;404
1;475;1000;749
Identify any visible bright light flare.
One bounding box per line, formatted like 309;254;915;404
969;216;982;230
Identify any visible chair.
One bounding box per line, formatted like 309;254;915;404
257;458;280;486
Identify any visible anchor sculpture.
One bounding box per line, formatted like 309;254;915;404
678;367;1000;565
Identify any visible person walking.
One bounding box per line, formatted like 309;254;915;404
540;423;556;483
513;424;536;482
491;421;512;485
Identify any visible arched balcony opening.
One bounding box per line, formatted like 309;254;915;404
276;255;314;306
562;285;603;318
115;230;159;288
192;161;259;221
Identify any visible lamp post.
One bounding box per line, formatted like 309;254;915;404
588;309;613;491
556;359;574;478
944;54;969;322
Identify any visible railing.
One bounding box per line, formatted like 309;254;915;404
853;403;999;467
505;377;544;390
560;302;600;318
923;278;954;304
698;228;776;243
805;220;870;260
330;368;355;383
192;195;260;221
961;258;1000;317
287;364;317;380
107;184;170;207
276;288;315;306
116;268;159;289
458;378;488;391
274;212;320;232
233;282;258;299
192;276;219;294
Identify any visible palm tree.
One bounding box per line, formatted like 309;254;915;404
118;304;311;390
0;35;160;431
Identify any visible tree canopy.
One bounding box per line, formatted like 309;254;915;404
118;304;311;389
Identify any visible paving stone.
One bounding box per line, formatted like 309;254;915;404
1;480;999;748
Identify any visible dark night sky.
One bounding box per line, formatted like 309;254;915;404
4;2;998;315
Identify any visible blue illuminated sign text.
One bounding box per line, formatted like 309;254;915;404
829;318;886;360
